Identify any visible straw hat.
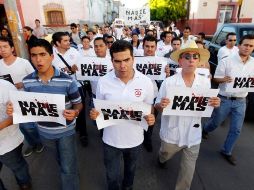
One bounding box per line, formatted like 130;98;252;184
170;40;210;64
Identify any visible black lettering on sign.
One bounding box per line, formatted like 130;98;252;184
18;101;59;117
101;108;143;121
171;95;209;111
136;63;162;75
233;77;254;88
81;63;107;76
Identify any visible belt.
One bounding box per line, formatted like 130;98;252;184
218;95;246;100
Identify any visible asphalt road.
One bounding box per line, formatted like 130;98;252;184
1;109;254;190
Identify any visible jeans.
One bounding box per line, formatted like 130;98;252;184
41;134;79;190
19;122;42;147
103;143;141;190
0;144;31;189
203;96;246;155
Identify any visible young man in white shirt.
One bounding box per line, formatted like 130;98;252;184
0;79;31;190
203;34;254;166
0;37;44;157
33;19;47;39
90;40;155;190
155;42;220;190
217;32;239;62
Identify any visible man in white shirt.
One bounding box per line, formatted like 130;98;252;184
78;36;95;57
33;19;47;39
157;31;173;57
90;40;155;190
180;26;196;49
0;37;44;157
0;79;31;190
217;32;239;62
155;42;220;190
203;34;254;166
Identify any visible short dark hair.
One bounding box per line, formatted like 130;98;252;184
35;19;40;23
70;23;77;28
110;40;133;59
198;32;205;39
23;26;33;32
81;36;91;41
184;26;191;31
28;39;53;55
94;37;107;46
143;35;157;46
145;29;154;36
226;32;236;39
0;37;14;48
52;32;69;46
171;37;182;44
239;34;254;45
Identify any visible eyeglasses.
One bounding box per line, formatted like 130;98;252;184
180;53;200;60
107;41;114;44
228;39;236;42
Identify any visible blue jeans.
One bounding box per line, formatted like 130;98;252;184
203;96;246;155
19;122;42;147
0;144;31;189
103;143;141;190
41;134;79;190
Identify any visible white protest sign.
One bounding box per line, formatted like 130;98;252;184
163;87;219;117
134;57;167;80
226;76;254;92
76;57;113;81
119;6;150;26
93;99;152;130
10;91;66;126
176;68;211;78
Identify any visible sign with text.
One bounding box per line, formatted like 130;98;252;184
0;74;14;84
76;57;113;81
134;57;167;80
93;99;152;130
119;6;150;26
226;76;254;92
163;87;219;117
10;91;66;126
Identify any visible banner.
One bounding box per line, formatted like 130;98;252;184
226;76;254;92
163;87;219;117
0;74;14;84
119;6;150;26
76;57;113;81
134;57;167;80
93;99;152;130
10;91;66;126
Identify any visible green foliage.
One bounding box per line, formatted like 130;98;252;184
149;0;187;22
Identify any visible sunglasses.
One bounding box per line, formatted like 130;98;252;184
180;53;200;60
107;41;114;44
228;39;236;42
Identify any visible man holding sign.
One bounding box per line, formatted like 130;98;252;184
90;40;155;190
7;39;83;190
155;41;220;190
202;34;254;166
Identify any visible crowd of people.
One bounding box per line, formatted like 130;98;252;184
0;18;254;190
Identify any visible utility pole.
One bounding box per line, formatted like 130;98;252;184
4;0;28;59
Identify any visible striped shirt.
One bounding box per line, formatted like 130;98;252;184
23;67;81;139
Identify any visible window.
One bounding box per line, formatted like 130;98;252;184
47;11;64;25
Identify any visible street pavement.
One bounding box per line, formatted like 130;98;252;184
1;106;254;190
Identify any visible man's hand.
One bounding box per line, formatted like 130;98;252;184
165;65;170;77
71;64;79;73
214;76;232;84
208;97;221;108
6;101;14;116
63;109;79;121
154;97;170;112
89;108;100;120
144;114;155;126
15;82;24;89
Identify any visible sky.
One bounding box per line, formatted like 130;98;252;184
120;0;149;8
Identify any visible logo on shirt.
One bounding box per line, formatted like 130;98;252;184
135;89;142;97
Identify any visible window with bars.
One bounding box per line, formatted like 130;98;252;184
47;11;64;25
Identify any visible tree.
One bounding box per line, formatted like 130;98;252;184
150;0;187;22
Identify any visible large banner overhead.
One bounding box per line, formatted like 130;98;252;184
119;6;150;26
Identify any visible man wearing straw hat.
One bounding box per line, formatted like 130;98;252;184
154;41;220;190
